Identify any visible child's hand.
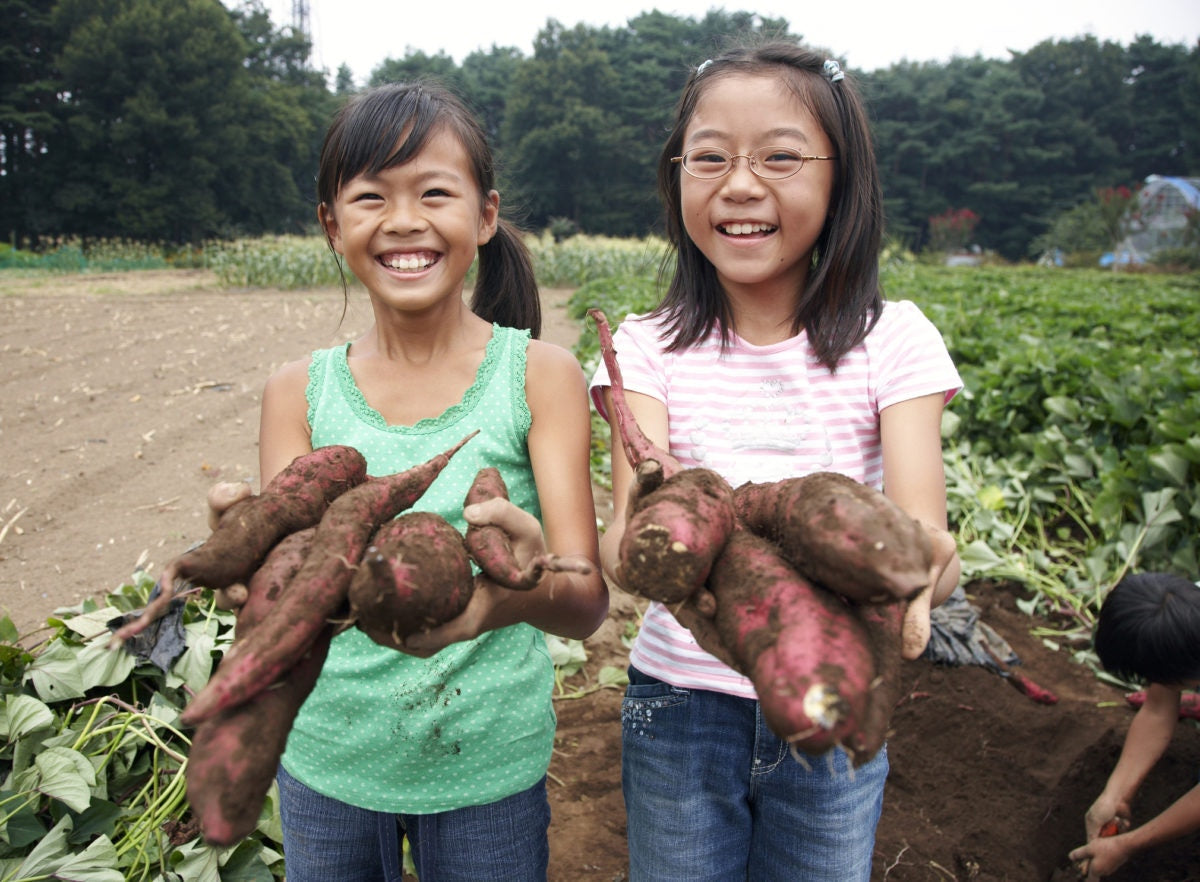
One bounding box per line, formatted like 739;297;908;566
204;481;253;610
463;495;549;568
1069;828;1134;880
900;586;933;660
206;481;253;530
1084;799;1130;842
900;522;959;659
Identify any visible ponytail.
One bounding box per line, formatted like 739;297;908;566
470;218;541;339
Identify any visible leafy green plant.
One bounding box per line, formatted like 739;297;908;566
560;257;1200;626
2;569;616;880
0;574;284;881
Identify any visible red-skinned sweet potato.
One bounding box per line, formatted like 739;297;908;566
734;471;932;604
588;308;736;602
618;465;736;603
180;432;477;726
463;467;592;590
710;523;876;756
111;445;368;645
843;599;907;764
349;511;476;648
186;527;331;846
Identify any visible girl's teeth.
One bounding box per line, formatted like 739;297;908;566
387;255;432;270
724;223;772;235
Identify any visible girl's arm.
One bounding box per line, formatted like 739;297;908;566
257;357;316;486
880;391;961;659
405;341;608;653
595;386;670;591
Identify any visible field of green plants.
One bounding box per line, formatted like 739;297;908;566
577;261;1199;642
1;235;1197;880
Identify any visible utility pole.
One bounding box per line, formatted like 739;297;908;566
291;0;311;61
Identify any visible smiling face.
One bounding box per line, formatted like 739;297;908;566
679;73;835;305
319;125;499;315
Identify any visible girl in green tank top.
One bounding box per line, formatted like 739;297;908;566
208;82;606;882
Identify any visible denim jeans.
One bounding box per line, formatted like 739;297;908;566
276;764;550;882
621;666;888;882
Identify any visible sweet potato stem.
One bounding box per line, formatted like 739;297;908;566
587;308;680;476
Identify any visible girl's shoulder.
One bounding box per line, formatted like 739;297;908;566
869;299;948;345
264;350;316;394
526;336;585;376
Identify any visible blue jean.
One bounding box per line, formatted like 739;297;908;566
276;764;550;882
621;666;888;882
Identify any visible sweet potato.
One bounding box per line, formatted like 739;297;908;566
710;523;876;755
1125;690;1200;720
111;444;368;644
180;431;477;726
349;511;476;648
463;466;592;591
588;308;736;601
734;471;932;604
843;600;907;764
618;466;736;603
186;527;329;846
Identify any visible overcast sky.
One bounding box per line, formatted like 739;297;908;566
247;0;1199;85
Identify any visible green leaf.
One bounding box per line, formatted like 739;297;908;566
169;619;219;693
545;634;587;673
1043;396;1082;421
76;636;138;691
597;665;629;687
9;814;72;877
67;797;122;844
167;837;223;882
26;640;87;702
958;539;1004;573
1;694;55;740
220;838;278;882
41;831;122;881
61;606;129;642
34;746;97;812
0;795;47;848
1147;448;1189;487
0;615;19;644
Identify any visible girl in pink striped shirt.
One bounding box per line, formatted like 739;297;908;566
590;40;962;882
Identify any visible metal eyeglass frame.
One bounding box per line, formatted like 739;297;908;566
671;145;836;180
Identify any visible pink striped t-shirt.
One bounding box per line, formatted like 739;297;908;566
588;299;963;699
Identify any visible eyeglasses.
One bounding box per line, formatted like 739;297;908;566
671;146;836;180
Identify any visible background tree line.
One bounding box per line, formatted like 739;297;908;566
3;0;1197;260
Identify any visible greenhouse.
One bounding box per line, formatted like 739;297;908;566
1113;174;1200;263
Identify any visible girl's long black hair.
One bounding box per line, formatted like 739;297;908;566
653;40;884;370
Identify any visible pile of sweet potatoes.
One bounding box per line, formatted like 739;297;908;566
589;309;931;766
115;431;586;845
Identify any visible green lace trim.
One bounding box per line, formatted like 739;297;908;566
308;323;527;433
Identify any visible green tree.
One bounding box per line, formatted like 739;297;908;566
47;0;321;241
503;21;638;234
0;0;64;243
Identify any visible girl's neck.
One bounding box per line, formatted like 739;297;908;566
722;278;805;346
360;297;491;364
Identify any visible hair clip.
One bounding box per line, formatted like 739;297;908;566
697;59;714;74
823;59;845;83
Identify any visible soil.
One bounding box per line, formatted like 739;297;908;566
1;269;1197;882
